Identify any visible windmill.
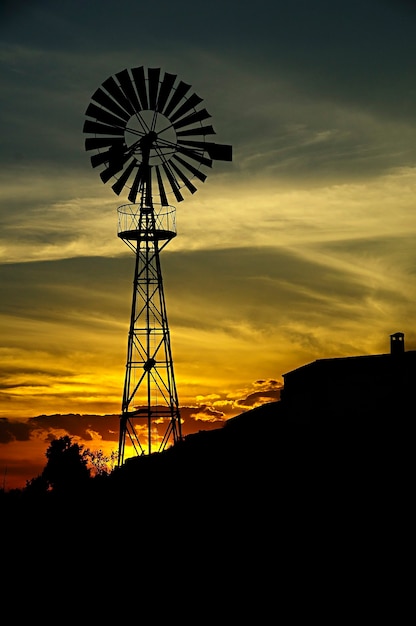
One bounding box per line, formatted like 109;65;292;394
83;66;232;464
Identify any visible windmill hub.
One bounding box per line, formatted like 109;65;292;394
125;110;176;167
141;130;157;146
138;130;158;162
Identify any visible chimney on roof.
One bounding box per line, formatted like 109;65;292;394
390;332;405;355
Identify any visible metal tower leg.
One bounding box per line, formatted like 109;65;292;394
117;203;181;465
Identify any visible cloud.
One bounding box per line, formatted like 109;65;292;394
0;417;32;443
232;379;282;410
2;222;416;422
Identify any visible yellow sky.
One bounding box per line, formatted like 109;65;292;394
2;166;416;422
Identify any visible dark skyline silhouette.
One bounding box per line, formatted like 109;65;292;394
1;330;412;491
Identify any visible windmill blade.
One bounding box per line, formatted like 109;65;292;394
177;139;207;151
132;66;148;110
85;137;125;152
85;102;126;129
112;159;137;195
155;166;169;206
169;93;203;123
97;144;129;180
205;143;233;161
148;68;160;110
83;119;124;136
116;68;142;113
176;125;216;138
157;72;177;114
172;108;211;131
107;142;128;172
90;150;113;168
91;88;131;121
162;162;184;202
163;80;191;118
128;163;146;203
176;144;212;168
100;153;131;183
102;76;135;116
90;143;127;171
100;166;117;184
178;140;233;162
169;161;198;194
172;154;207;182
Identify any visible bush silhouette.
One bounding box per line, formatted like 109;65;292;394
28;435;91;496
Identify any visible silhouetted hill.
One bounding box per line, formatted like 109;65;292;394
2;396;411;614
3;397;409;520
100;396;405;527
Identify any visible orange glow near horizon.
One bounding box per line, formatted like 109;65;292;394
0;378;282;490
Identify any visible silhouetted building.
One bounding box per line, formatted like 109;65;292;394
390;331;405;355
281;332;415;422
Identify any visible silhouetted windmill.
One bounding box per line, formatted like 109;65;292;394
83;66;232;464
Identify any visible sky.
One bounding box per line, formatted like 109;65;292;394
1;0;416;489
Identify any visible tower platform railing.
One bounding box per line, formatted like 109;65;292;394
117;203;177;242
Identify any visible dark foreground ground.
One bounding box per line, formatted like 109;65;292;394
1;401;411;619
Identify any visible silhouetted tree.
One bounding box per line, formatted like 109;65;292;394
84;448;118;477
25;473;49;496
41;435;91;494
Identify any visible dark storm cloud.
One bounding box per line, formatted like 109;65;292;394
319;232;416;272
1;0;415;182
30;413;120;441
1;209;414;327
0;365;72;388
0;413;119;444
0;409;226;446
0;256;132;324
191;406;224;420
164;245;386;330
234;388;281;410
0;417;32;443
0;242;408;340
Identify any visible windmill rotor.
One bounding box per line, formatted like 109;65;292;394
83;66;232;206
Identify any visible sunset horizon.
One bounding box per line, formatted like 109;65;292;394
0;327;408;491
